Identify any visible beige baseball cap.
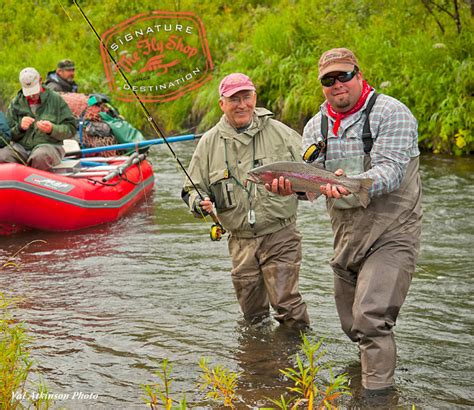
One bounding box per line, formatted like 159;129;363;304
318;48;359;79
19;67;41;96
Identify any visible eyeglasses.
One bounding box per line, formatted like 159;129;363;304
224;93;255;106
320;68;359;87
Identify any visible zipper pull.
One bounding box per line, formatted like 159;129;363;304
248;209;256;227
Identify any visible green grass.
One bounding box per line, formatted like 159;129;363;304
0;292;51;410
0;1;471;154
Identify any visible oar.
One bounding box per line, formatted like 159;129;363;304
102;153;147;182
79;156;130;162
66;171;110;178
65;133;202;158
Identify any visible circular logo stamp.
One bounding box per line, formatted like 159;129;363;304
100;11;214;103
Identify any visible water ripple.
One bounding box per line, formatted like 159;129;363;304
1;153;472;408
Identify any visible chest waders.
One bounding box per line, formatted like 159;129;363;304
303;92;379;162
313;93;422;389
220;126;309;329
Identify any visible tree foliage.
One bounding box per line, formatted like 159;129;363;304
0;0;471;154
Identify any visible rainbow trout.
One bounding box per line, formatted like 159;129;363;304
247;161;373;208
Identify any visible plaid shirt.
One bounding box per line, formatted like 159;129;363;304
302;91;419;197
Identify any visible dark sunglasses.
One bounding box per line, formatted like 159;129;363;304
320;68;359;87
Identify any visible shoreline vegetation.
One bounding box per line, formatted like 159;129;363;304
0;292;51;410
140;338;350;409
0;0;471;155
2;245;349;408
1;289;349;409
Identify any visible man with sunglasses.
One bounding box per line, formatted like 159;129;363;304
182;73;310;331
270;48;422;393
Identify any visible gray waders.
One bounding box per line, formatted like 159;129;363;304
228;223;310;330
327;156;422;389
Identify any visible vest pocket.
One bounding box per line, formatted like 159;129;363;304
209;168;236;212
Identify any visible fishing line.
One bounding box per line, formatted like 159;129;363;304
71;1;225;238
0;135;28;166
56;0;73;21
72;1;204;199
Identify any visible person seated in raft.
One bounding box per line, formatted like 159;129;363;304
44;59;79;93
0;67;76;170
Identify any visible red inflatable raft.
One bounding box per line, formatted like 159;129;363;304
0;154;154;235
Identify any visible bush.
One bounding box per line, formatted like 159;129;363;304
0;0;471;154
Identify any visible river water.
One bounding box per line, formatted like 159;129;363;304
0;147;472;409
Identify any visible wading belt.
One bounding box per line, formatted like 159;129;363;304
321;92;379;155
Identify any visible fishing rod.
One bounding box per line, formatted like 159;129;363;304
72;1;225;241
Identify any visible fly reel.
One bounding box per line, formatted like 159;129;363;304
303;139;325;163
210;223;226;241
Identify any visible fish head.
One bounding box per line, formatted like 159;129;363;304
246;167;276;185
246;171;260;184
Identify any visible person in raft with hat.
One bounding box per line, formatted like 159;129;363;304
45;59;78;93
0;67;76;170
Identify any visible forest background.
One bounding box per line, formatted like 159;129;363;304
0;0;472;155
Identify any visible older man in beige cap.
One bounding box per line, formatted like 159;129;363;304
271;47;422;394
0;67;76;170
182;73;310;330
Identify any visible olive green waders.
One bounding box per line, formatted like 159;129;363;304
228;222;310;329
329;157;422;390
0;142;64;171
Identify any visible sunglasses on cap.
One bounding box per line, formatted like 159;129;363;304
320;67;359;87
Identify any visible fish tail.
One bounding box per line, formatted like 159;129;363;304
353;178;373;208
359;178;373;190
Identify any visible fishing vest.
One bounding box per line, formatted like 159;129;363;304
321;92;379;210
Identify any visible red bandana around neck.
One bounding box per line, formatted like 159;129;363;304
326;80;373;135
26;86;45;105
